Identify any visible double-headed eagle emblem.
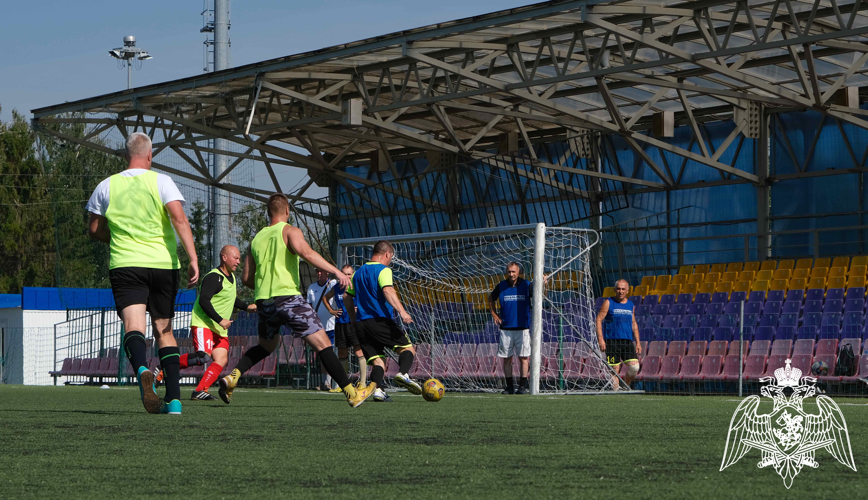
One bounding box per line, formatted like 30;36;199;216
720;359;856;488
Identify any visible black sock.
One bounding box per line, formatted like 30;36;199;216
159;346;181;402
187;351;210;366
371;364;385;387
505;377;515;391
520;377;528;389
317;348;350;388
398;350;415;374
236;345;271;375
123;331;148;372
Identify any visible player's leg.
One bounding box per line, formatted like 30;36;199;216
607;340;623;390
345;322;367;387
624;360;639;387
192;331;223;400
515;329;531;394
154;326;212;384
622;340;640;387
497;329;516;394
318;330;336;391
150;268;182;414
305;329;374;407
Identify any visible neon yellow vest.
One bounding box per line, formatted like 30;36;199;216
105;171;179;270
191;268;237;336
251;221;301;300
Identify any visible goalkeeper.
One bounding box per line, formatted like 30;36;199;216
345;240;422;397
489;262;534;395
153;245;256;401
218;193;375;408
595;279;641;390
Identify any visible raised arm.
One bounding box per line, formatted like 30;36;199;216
87;213;110;243
165;200;198;287
595;299;609;352
284;225;350;289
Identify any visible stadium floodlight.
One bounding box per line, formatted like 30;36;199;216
108;35;152;89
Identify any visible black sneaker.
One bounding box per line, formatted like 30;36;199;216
515;386;529;395
501;388;515;395
191;390;217;401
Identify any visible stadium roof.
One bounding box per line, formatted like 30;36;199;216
31;0;868;204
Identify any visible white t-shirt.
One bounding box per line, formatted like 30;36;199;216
86;168;185;216
307;279;337;332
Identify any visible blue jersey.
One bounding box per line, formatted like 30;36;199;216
603;298;634;340
347;262;394;321
491;279;533;330
333;284;350;324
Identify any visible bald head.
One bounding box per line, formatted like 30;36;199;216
125;132;152;161
613;279;630;302
220;245;242;272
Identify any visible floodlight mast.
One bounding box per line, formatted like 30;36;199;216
107;35;152;89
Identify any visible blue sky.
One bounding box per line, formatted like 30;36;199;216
1;0;529;196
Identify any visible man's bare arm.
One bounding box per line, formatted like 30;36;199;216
383;287;412;324
165;200;199;287
284;226;349;289
87;213;110;243
241;251;255;289
595;300;609;350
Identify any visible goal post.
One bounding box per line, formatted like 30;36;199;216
338;223;623;394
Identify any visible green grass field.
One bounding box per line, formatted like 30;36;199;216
0;386;865;499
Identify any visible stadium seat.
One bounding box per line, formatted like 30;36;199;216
640;276;656;289
750;340;771;357
740;354;768;381
841;338;863;356
844;312;863;326
721;271;738;284
688;273;704;286
766;290;784;303
738;270;756;282
667;341;687;357
664;284;682;296
698;282;715;295
824;299;844;313
654;275;671;294
759;314;780;327
653;355;682;382
733;281;751;293
653;304;670;316
814;258;831;269
816;339;839;356
678;265;694;275
710;263;727;274
628;296;642;306
776;326;796;341
706;302;724;315
813;354;840;383
827;277;847;290
643;295;659;306
807;277;826;290
777;259;794;271
729;291;747;303
778;314;797;328
803;299;822;314
785;289;804;303
769;279;787;292
693;293;711;305
756;270;774;282
712;327;733;342
647;341;667;358
706;340;727;357
797;326;818;341
673;355;701;381
726;262;744;273
676;293;694;305
782;301;800;314
760;354;789;379
700;315;719;329
686;303;706;316
795;258;813;270
762;301;782;315
673;327;693;342
632;285;650;297
670;304;688;316
663;315;681;329
710;292;728;305
715;355;741;381
847;275;866;290
743;262;760;273
789;354;814;378
760;260;776;272
687;355;722;381
683;283;699;295
718;315;738;329
693;328;713;342
811;267;829;280
751;280;769;294
704;272;720;284
849;264;867;277
842;354;868;384
602;287;616;298
802;313;823;327
728;340;749;358
715;282;733;296
830;267;847;279
773;269;791;281
51;358;73;378
788;278;807;291
687;341;707;357
660;294;677;306
770;339;793;357
671;273;688;286
634;356;661;382
832;256;850;270
694;264;710;275
754;327;774;341
746;291;764;303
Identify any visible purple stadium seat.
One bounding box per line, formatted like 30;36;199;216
826;288;845;301
711;292;729;304
700;315;719;329
639;328;655;342
648;315;665;328
718;315;738;328
797;326;818;341
706;303;724;316
842;324;862;338
762;301;782;315
822;312;841;326
713;327;734;342
653;304;670;316
818;327;840;340
693;327;713;342
785;289;804;303
775;326;796;341
681;314;700;329
742;313;759;327
824;299;844;314
724;302;741;315
802;312;823;327
643;295;659;306
754;326;775;341
846;287;865;301
729;291;747;303
759;314;779;327
844;312;863;326
663;315;682;329
766;290;784;303
778;313;798;328
674;327;694;342
659;294;676;306
782;301;801;314
744;302;762;315
845;299;864;313
654;328;675;342
805;289;825;302
748;291;766;303
676;293;694;305
670;303;688;316
694;293;711;305
636;305;651;317
687;303;706;315
750;340;771;357
629;295;643;306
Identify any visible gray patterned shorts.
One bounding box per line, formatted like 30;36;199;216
257;295;324;340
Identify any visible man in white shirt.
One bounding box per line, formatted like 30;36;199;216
306;268;338;391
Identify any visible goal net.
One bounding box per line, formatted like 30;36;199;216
339;223;622;394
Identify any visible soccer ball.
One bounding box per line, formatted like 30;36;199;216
811;361;829;376
422;378;445;402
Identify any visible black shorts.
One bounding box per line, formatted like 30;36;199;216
334;322;359;349
604;338;638;365
355;318;412;362
109;267;180;319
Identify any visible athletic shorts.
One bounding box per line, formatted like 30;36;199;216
256;295;324;340
355;317;412;362
334;322;359;349
109;267;180;319
604;338;638;365
191;326;229;354
497;329;530;358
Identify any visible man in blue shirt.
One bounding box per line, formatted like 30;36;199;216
346;240;422;397
595;279;641;390
489;262;534;395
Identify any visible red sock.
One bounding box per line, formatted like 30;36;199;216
179;353;189;369
196;363;223;392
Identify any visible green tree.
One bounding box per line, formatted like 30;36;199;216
178;200;211;287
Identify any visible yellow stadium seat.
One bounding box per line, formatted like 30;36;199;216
715;282;733;294
832;256;850;270
810;267;829;279
795;258;813;270
726;262;743;273
743;262;760;273
777;259;795;272
683;283;698;295
829;267;847;278
688;274;705;285
733;281;751;293
602;287;616;298
710;263;727;274
654;275;671;293
788;278;807;291
773;269;791;281
827;277;847;290
671;274;688;286
807;277;826;290
760;260;777;271
678;265;693;275
665;284;682;295
847;276;866;290
721;272;738;283
698;282;715;294
792;268;809;280
814;258;831;269
751;280;769;292
694;264;710;275
851;256;868;268
850;265;867;278
738;270;756;282
704;272;720;284
640;276;656;288
756;270;774;281
769;279;788;292
632;285;649;297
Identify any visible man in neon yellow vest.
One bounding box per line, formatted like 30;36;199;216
153;245;256;400
87;132;198;415
218;193;375;407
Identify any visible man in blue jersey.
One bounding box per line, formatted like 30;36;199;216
489;262;535;394
346;240;422;397
595;279;641;390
